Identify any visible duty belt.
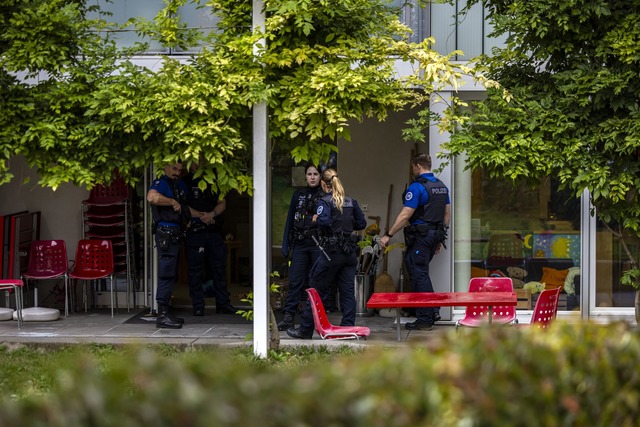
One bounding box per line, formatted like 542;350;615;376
320;233;359;252
293;229;318;240
407;222;441;233
190;222;216;233
156;225;184;240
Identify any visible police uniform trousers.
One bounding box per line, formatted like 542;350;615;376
283;238;321;315
298;247;358;333
155;232;181;307
405;228;440;323
185;228;231;310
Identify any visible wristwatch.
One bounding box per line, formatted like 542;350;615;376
384;232;393;238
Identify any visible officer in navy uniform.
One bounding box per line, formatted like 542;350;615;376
147;161;190;329
184;165;235;316
287;168;367;339
277;163;323;331
380;153;450;331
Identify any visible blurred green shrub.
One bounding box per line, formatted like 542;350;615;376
0;322;638;426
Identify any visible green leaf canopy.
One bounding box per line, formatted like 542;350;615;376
1;0;461;195
439;0;640;281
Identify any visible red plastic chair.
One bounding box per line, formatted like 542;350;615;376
455;277;518;329
530;287;561;329
0;279;24;329
83;175;129;206
82;175;130;220
21;240;70;317
305;288;370;340
68;240;116;317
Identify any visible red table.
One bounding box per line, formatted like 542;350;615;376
367;291;517;340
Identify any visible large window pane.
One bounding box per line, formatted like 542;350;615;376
175;2;220;53
428;1;507;57
595;220;638;307
454;166;582;312
88;0;166;52
430;1;457;56
456;1;483;59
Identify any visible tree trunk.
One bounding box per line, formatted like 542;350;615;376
269;304;280;352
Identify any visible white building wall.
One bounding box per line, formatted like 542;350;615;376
0;156;88;261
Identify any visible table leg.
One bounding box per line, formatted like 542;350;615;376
488;306;493;324
396;308;401;341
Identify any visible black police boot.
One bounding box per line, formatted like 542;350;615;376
216;304;237;314
156;305;182;329
405;320;433;331
277;313;295;331
286;326;313;340
169;309;185;324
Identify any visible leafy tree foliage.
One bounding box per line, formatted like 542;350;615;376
438;0;640;287
1;0;466;195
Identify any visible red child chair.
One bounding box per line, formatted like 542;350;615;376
530;287;561;329
305;288;370;340
21;240;70;317
69;239;116;317
456;277;518;330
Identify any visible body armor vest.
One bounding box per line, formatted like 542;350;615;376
406;177;448;224
321;193;356;234
292;187;322;235
152;176;188;225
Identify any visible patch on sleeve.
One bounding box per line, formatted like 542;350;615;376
405;191;414;201
316;205;324;215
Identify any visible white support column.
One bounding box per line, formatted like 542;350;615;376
429;91;453;293
252;0;271;358
582;188;592;321
144;164;157;313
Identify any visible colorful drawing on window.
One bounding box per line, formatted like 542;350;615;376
532;233;580;265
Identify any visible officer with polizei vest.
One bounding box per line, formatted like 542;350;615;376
278;163;324;331
380;153;451;331
287;168;367;339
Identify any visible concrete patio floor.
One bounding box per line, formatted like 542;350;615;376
0;307;452;348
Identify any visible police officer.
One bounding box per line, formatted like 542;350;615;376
147;161;190;329
184;164;236;316
277;163;323;331
287;168;366;339
380;153;450;331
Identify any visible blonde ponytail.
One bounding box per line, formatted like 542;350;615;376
322;168;344;212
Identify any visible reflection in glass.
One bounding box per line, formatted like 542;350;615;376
87;0;218;53
454;169;581;312
595;219;638;308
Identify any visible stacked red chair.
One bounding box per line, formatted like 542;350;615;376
81;175;136;312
